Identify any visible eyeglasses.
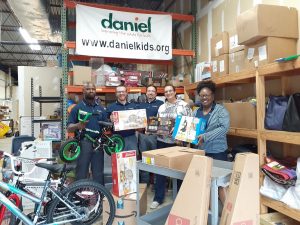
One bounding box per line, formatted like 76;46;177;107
199;94;212;99
116;91;126;94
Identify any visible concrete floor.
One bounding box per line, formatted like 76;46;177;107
0;136;173;224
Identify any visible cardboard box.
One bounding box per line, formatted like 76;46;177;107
211;32;229;58
223;102;256;129
220;153;259;225
229;50;246;74
73;65;92;85
113;109;147;131
260;212;300;225
103;184;147;225
112;150;137;197
165;155;212;225
171;74;191;87
211;54;229;78
237;4;298;45
244;37;297;69
142;147;205;172
228;29;244;53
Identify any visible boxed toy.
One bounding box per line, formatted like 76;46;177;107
113;109;147;131
112;150;137;197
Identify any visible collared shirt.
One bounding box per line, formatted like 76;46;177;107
138;98;164;119
67;99;107;139
106;101;138;137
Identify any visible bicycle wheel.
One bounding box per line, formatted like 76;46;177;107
1;201;22;225
104;134;125;156
59;139;81;163
46;180;115;225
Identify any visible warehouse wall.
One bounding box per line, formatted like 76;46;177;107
18;66;62;118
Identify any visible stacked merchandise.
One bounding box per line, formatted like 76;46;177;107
237;5;298;69
210;31;229;78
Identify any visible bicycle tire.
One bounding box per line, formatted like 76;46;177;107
59;139;81;163
104;134;125;156
46;179;115;225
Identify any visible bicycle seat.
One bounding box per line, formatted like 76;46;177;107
35;163;76;174
98;121;113;127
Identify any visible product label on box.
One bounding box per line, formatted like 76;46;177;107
216;40;223;49
168;214;190;225
247;48;255;60
229;35;238;49
142;156;154;165
219;60;225;72
258;45;267;61
212;61;218;72
230;53;235;63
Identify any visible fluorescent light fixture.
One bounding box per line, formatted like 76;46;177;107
19;27;41;51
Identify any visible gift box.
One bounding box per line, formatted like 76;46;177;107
112;150;137;197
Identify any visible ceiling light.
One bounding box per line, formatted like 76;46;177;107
19;27;41;51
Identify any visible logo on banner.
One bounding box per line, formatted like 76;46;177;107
101;13;152;33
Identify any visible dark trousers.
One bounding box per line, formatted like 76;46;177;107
76;139;104;185
206;151;228;161
138;133;157;183
153;141;177;204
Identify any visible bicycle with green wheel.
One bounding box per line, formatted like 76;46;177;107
60;110;125;163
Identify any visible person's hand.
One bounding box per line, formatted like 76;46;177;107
77;121;88;130
197;134;204;146
110;113;117;123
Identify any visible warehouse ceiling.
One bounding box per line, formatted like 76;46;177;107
0;0;175;82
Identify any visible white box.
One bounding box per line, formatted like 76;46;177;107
112;150;137;197
113;109;147;131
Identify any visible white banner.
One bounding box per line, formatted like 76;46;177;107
76;5;172;60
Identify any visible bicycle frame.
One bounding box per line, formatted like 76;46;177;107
0;193;21;222
0;180;84;225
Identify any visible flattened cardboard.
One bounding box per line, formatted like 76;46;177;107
103;184;147;225
165;155;212;225
220;153;259;225
237;4;298;45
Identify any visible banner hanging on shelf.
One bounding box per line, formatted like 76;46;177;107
76;4;172;60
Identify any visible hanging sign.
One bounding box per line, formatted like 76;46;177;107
76;4;172;60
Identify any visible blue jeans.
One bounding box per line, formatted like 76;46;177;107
153;141;177;204
123;134;138;151
76;139;104;184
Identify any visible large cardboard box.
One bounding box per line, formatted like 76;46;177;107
211;32;229;58
223;102;256;129
103;184;147;225
165;155;212;225
73;65;92;85
229;50;246;74
112;150;137;197
220;153;259;225
142;147;205;172
237;4;298;45
244;37;297;69
260;212;300;225
211;54;229;79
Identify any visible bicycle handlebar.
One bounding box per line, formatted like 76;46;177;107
0;150;56;176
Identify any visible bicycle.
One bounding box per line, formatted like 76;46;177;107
60;110;125;163
0;150;116;225
0;148;75;225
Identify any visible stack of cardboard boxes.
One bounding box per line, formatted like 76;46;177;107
210;4;298;78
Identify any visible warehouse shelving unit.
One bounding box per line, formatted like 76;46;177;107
184;59;300;221
31;78;63;138
60;0;197;139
